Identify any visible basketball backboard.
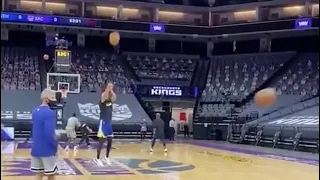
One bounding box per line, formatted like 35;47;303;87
47;73;81;94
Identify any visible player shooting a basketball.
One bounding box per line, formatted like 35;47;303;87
95;83;116;165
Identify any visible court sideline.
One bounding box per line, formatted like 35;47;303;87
1;139;319;180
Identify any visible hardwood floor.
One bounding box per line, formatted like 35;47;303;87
1;140;318;180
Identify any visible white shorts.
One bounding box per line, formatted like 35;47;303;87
30;156;58;175
65;129;77;139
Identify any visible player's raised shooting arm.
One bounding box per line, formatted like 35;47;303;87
101;92;108;102
111;91;117;102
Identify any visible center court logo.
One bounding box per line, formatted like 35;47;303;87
77;103;132;121
1;158;82;176
76;158;195;175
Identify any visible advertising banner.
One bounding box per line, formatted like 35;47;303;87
1;90;151;125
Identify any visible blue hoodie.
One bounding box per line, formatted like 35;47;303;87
31;105;58;157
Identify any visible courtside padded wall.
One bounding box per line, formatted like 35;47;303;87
1;90;151;125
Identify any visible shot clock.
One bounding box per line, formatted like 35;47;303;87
54;49;71;72
55;50;71;67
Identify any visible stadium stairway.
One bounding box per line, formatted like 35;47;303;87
117;53;154;120
192;59;211;123
191;58;211;89
118;52;141;82
190;59;202;87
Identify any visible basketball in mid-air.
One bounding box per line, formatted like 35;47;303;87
43;54;49;60
109;31;120;46
254;88;276;107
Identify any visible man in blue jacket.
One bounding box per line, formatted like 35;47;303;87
30;89;59;180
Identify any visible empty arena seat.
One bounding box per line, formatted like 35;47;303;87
240;95;304;117
69;50;132;93
125;52;198;82
260;125;280;138
299;127;319;141
1;46;41;90
199;104;235;117
203;52;294;102
274;53;319;96
199;52;294;118
281;126;296;140
249;96;319;125
241;53;319;118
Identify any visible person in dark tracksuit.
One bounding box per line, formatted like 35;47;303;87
78;123;92;147
184;122;190;138
150;113;167;153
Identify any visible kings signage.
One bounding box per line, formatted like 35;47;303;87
136;85;197;98
150;86;182;96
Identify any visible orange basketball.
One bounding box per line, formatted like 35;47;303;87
109;31;120;46
254;88;276;107
43;54;49;60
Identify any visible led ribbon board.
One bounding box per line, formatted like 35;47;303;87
1;12;318;35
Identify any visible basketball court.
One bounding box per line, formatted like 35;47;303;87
1;139;319;180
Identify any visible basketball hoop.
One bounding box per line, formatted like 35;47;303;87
46;73;81;94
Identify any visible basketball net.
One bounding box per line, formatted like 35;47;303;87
60;89;68;98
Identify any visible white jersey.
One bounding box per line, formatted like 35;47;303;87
169;120;176;129
65;117;81;130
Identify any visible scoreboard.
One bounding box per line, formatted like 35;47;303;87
55;50;71;67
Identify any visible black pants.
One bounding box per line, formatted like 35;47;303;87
184;125;189;137
79;132;90;146
169;127;175;141
151;136;166;149
141;131;147;140
97;137;113;158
